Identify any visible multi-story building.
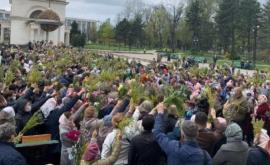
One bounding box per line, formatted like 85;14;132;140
0;9;11;44
65;17;99;43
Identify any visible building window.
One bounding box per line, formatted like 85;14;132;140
0;13;3;20
29;10;42;19
4;28;10;43
5;14;10;19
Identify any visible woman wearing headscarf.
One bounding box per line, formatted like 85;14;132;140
59;112;79;165
247;129;270;165
14;98;32;133
213;123;249;165
81;130;122;165
255;95;270;134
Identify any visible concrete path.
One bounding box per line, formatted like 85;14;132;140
98;51;257;76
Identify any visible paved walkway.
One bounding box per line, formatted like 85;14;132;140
98;51;257;76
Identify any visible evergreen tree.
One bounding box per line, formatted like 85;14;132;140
186;0;202;51
70;21;86;47
115;18;131;46
216;0;240;59
260;0;270;50
239;0;260;54
129;15;144;48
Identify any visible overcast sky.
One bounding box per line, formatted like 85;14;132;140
1;0;268;22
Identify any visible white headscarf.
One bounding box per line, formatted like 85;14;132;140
41;98;57;118
2;106;15;117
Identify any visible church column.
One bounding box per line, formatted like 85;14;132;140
66;32;70;46
37;27;40;41
0;26;4;43
58;27;61;45
29;23;35;42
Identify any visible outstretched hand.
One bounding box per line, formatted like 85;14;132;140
156;103;165;114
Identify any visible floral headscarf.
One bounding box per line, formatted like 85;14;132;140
255;129;270;154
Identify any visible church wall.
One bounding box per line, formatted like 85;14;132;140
10;19;30;45
10;0;67;45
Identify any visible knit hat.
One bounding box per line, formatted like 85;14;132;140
225;123;243;142
83;141;100;161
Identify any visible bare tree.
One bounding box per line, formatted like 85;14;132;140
165;0;184;53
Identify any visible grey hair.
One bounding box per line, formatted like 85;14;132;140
0;123;16;142
181;120;198;141
0;111;15;125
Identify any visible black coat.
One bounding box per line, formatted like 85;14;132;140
14;99;31;133
247;146;270;165
128;131;163;165
0;142;27;165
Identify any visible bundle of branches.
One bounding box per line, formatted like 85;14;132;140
27;65;42;84
118;117;133;132
10;60;21;73
82;76;100;93
54;54;73;74
129;81;145;105
202;86;216;109
248;71;263;86
4;69;15;87
99;70;118;82
252;119;264;135
199;67;209;77
0;66;4;83
164;92;185;117
146;86;159;106
174;85;192;100
15;111;44;143
118;84;128;99
72;137;88;165
189;67;201;78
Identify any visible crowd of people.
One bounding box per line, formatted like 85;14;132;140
0;43;269;165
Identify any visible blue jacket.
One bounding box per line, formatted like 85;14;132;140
153;114;212;165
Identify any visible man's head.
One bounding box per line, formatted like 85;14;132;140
181;120;198;141
195;112;208;128
142;115;155;131
0;122;16;142
213;117;227;133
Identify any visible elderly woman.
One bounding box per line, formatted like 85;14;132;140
213;123;249;165
247;129;270;165
0;111;27;165
255;95;270;133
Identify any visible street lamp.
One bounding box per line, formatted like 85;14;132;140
193;37;199;52
252;25;260;69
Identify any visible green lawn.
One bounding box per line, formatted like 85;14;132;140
86;43;148;52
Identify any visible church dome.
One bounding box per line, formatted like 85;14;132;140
38;9;61;32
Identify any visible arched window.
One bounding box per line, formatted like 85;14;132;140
29;10;42;19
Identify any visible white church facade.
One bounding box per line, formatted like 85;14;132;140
9;0;69;45
0;0;98;46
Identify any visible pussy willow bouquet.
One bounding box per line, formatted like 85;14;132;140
27;65;42;84
129;81;145;105
15;111;44;144
252;119;264;135
4;69;15;87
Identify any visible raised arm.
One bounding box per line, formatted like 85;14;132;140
153;103;180;155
